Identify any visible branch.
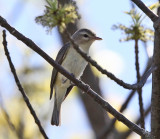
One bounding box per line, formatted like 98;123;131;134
135;40;145;128
151;16;160;139
131;0;159;22
96;58;152;138
97;90;136;139
119;105;151;139
0;16;150;137
2;30;49;139
65;32;155;90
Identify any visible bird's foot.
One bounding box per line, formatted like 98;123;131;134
81;84;91;94
70;73;76;86
62;78;68;84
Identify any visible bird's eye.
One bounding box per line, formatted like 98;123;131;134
83;34;89;38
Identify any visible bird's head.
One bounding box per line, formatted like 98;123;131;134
71;29;102;46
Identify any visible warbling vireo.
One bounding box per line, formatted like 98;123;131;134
50;28;102;126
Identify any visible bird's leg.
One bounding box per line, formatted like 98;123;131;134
62;78;68;84
62;73;75;85
81;84;91;94
70;73;76;86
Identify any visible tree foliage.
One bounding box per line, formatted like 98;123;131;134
35;0;79;32
112;8;154;42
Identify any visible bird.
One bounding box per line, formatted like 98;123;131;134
50;28;102;126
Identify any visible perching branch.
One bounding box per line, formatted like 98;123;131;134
131;0;158;22
2;30;49;139
65;31;155;90
0;16;151;138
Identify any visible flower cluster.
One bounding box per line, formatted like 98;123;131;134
35;0;79;32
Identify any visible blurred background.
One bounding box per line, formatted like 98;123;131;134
0;0;157;139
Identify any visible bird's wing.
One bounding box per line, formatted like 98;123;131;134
50;42;70;99
64;85;73;100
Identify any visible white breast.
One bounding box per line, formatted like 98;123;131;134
62;45;89;79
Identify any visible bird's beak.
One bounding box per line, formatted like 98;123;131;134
93;36;102;40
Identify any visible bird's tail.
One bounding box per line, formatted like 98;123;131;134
51;98;61;126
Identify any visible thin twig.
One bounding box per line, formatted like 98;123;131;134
65;31;154;90
0;16;151;137
131;0;158;22
135;40;145;129
2;30;49;139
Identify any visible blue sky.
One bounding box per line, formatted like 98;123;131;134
0;0;157;139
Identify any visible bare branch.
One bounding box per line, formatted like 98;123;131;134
65;31;155;90
94;58;152;139
98;90;136;139
0;16;151;137
132;0;158;22
151;19;160;139
131;0;158;22
2;30;49;139
135;40;145;128
119;105;151;139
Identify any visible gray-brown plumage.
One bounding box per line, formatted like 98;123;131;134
50;29;102;126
